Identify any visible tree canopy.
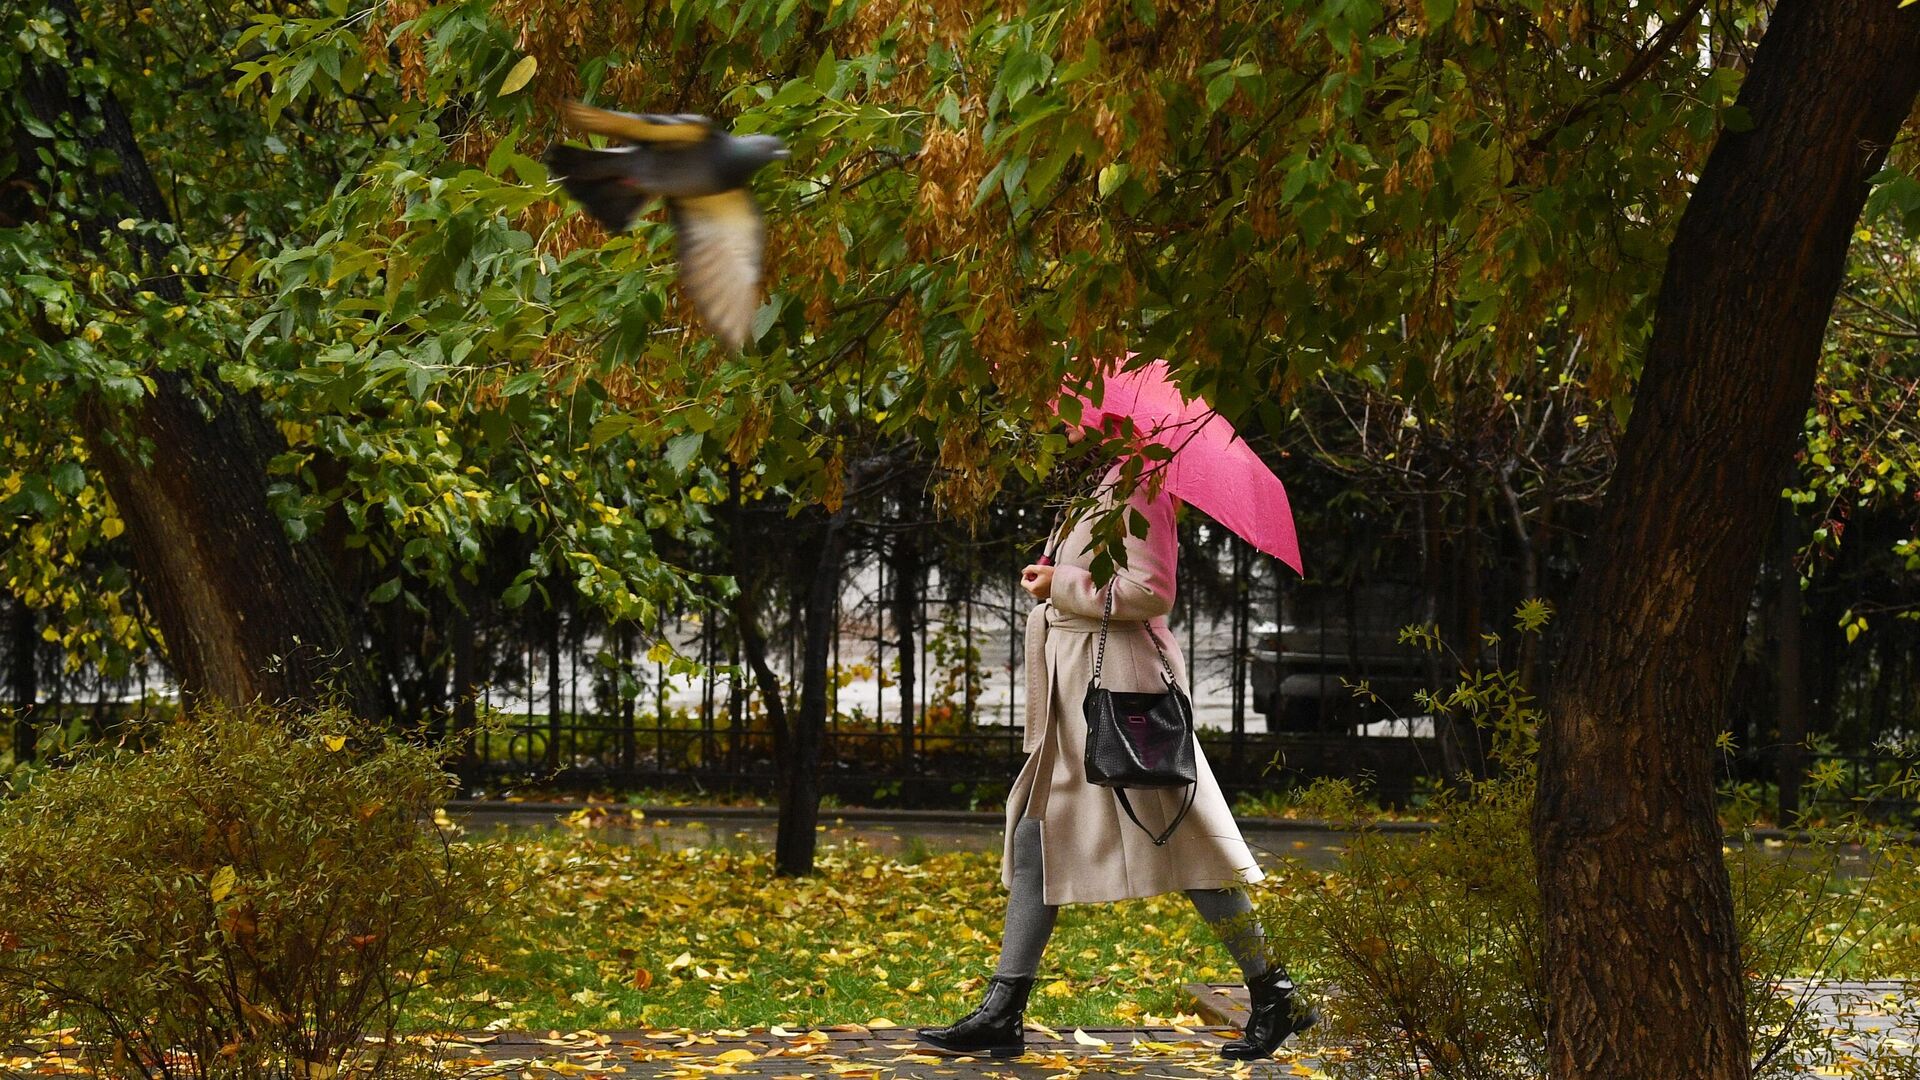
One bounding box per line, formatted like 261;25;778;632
5;0;1798;667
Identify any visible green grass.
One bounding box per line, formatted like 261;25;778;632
404;820;1920;1040
407;824;1254;1035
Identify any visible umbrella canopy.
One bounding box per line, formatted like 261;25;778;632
1058;356;1302;576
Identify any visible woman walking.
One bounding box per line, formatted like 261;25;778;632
914;461;1314;1061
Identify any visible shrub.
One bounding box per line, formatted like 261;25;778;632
1258;776;1546;1080
0;700;512;1080
1252;608;1918;1079
1257;771;1911;1080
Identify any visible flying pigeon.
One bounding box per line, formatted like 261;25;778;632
544;102;790;352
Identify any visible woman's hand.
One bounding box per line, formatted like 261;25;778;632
1020;563;1055;600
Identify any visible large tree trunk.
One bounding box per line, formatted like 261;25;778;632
19;0;378;715
1532;4;1920;1080
85;380;380;714
774;508;851;876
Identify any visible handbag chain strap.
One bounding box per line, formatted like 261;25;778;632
1090;578;1180;689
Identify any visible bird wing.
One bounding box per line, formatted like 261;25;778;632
543;144;650;231
562;102;712;145
668;190;767;353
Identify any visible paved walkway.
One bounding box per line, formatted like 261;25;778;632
419;982;1919;1079
8;982;1913;1078
409;986;1306;1079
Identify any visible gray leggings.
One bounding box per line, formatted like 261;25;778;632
993;816;1273;980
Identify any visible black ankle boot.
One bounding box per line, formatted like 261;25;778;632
915;974;1033;1058
1219;967;1315;1060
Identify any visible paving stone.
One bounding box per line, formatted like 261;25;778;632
10;982;1912;1078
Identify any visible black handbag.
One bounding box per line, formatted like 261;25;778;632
1081;582;1198;846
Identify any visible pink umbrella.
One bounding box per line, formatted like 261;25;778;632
1055;355;1303;576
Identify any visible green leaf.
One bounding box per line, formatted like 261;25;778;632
750;295;783;342
665;432;703;472
1026;140;1077;197
1057;392;1084;427
498;55;537;97
590;413;645;448
1205;71;1238;113
503;370;545;397
370;578;402;603
813;49;837;96
51;461;86;495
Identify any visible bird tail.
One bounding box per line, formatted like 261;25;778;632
543;144;646;232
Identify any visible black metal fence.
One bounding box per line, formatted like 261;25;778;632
6;543;1915;819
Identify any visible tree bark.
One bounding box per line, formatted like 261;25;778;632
774;507;851;876
734;586;787;779
20;0;378;715
1533;5;1920;1080
82;378;381;714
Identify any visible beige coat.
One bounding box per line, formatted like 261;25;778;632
1002;478;1265;905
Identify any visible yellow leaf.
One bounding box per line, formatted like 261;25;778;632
713;1049;756;1064
499;55;538;96
210;865;236;903
322;735;347;752
1071;1028;1108;1047
866;1018;895;1028
101;516;124;540
1041;978;1073;998
666;951;693;970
